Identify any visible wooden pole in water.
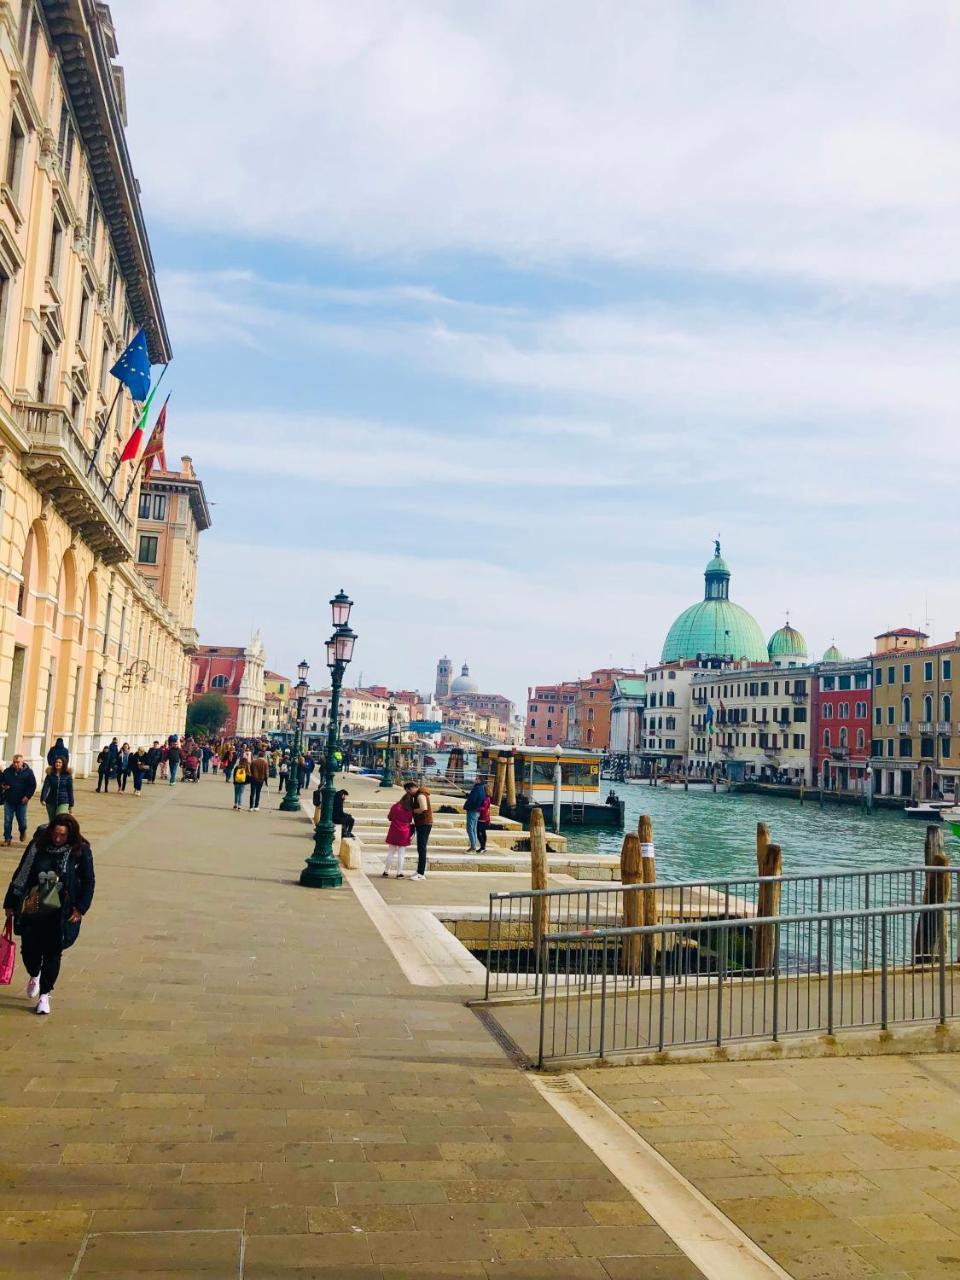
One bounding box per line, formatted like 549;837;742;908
914;824;949;962
530;806;549;959
756;821;770;875
620;831;642;974
493;755;507;807
638;814;657;972
505;752;517;812
754;841;782;973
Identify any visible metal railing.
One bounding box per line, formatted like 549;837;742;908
536;899;958;1065
483;865;958;998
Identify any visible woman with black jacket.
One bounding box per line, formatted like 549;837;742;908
3;814;95;1015
40;758;74;823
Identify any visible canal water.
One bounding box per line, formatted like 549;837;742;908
561;783;949;880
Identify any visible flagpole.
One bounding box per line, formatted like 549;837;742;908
103;369;169;498
122;453;146;511
86;384;123;476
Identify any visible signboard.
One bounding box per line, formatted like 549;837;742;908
408;720;442;733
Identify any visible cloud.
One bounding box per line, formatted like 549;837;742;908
115;0;960;288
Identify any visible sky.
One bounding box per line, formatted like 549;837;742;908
109;0;960;707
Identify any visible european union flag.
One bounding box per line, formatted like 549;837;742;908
110;328;151;402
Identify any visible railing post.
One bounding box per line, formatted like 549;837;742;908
772;921;780;1042
940;909;948;1026
599;946;608;1060
881;912;888;1030
715;924;725;1048
537;936;549;1068
827;917;835;1035
484;897;494;1001
658;931;667;1051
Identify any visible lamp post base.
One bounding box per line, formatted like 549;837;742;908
279;794;302;812
379;772;393;789
300;820;343;889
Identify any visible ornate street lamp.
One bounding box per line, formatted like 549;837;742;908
280;659;310;812
379;697;398;789
300;593;356;889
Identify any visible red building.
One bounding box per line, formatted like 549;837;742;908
525;681;579;746
811;656;872;795
190;636;265;738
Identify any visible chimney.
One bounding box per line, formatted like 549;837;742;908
180;455;195;478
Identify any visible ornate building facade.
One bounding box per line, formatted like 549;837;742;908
190;636;265;739
0;1;206;775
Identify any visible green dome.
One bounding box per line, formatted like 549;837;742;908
660;543;768;664
823;643;843;662
768;622;808;660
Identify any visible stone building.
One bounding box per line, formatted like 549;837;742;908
134;456;209;655
811;652;872;796
190;636;265;738
0;1;207;775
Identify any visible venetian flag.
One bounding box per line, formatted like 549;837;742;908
141;399;169;477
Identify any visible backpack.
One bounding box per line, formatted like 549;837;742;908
234;766;247;784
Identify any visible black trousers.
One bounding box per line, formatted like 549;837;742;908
249;780;264;809
477;821;489;852
415;824;432;876
20;916;63;995
97;767;111;792
340;813;355;837
119;769;129;791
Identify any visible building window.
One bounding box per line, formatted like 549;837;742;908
886;739;894;757
944;659;952;681
793;734;805;750
36;342;54;401
856;729;865;749
903;665;911;684
138;493;151;519
137;534;158;565
943;695;952;724
838;675;851;691
794;707;807;723
899;738;912;758
823;729;831;748
887;706;894;725
151;494;166;520
923;695;933;723
822;676;835;691
100;341;110;397
47;212;64;290
5;114;25;204
921;738;935;759
888;667;895;684
875;707;882;726
823;704;833;719
902;697;911;723
924;661;933;682
855;672;869;689
211;674;228;689
839;727;848;748
875;667;882;685
77;281;92;351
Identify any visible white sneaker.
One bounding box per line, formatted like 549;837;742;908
35;994;50;1015
411;873;425;881
25;976;39;999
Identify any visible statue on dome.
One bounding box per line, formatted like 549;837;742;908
714;538;721;558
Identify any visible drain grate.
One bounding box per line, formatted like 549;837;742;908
471;1005;533;1070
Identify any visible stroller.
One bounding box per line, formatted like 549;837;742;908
182;755;200;783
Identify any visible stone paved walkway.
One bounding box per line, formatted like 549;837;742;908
0;773;705;1279
583;1055;960;1280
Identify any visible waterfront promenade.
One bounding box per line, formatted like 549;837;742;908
0;774;701;1279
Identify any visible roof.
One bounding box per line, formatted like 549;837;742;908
614;677;647;698
768;622;808;658
875;628;929;639
196;645;245;657
662;545;767;664
264;670;290;681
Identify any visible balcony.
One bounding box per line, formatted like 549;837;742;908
937;721;952;735
791;693;806;704
829;746;849;760
919;722;934;735
15;400;133;564
180;627;200;654
898;722;912;735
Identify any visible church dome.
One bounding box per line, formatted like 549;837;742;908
450;662;479;694
822;643;843;662
660;543;768;664
768;621;808;662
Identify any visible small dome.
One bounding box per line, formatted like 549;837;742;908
768;621;808;661
450;662;479;694
822;643;843;662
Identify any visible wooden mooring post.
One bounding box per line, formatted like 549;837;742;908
639;814;657;971
914;824;950;963
620;831;642;974
530;806;549;963
754;836;782;973
493;755;507;807
505;753;517;813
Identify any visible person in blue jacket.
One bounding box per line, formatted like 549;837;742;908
463;776;487;852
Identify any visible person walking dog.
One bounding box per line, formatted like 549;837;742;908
3;813;95;1015
41;759;73;823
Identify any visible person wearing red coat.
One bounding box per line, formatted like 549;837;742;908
383;796;413;878
477;789;492;852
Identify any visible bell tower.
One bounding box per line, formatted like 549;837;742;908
435;656;452;700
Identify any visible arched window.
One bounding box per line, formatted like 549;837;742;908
211;674;228;689
943;694;952;724
856;728;865;749
902;696;911;723
823;728;831;748
666;691;675;707
923;695;933;722
839;727;848;748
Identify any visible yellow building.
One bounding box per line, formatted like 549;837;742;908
0;1;205;774
263;670;292;736
870;628;960;802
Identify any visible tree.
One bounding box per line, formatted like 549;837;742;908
187;691;230;737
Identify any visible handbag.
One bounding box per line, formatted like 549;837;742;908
19;855;67;919
0;917;15;984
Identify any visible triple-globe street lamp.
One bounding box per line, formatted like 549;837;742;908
279;659;310;812
300;590;356;889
